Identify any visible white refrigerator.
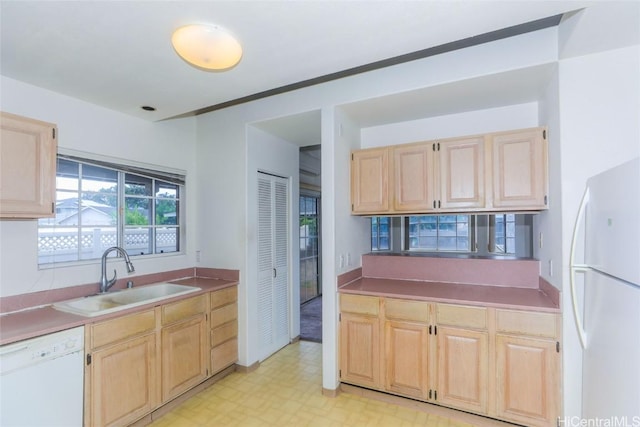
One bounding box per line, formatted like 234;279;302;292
570;157;640;422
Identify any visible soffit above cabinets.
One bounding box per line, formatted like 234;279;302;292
246;62;556;149
340;63;557;129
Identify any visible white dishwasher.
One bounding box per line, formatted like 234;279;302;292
0;326;84;426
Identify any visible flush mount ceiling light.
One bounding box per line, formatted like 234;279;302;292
171;24;242;71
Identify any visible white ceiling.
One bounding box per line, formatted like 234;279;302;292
1;1;590;124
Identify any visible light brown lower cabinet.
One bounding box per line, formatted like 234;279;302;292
495;309;561;427
339;294;382;389
210;286;239;372
434;303;489;414
384;298;430;399
436;326;489;414
161;295;208;402
85;286;238;427
340;312;381;389
88;333;158;427
385;320;429;399
85;310;159;427
339;294;561;427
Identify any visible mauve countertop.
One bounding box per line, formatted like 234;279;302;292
339;277;560;313
0;277;237;346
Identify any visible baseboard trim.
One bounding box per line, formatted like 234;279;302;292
322;387;340;398
235;360;260;374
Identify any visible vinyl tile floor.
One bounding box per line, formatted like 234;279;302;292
149;341;477;427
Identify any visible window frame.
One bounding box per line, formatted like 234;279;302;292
38;153;186;267
370;214;532;257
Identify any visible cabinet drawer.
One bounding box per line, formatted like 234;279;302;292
384;298;429;323
211;286;237;310
211;338;238;373
436;304;487;329
340;294;379;316
211;303;238;328
496;309;559;338
211;321;238;347
90;309;156;349
162;295;206;325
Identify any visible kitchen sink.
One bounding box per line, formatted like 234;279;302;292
52;283;201;317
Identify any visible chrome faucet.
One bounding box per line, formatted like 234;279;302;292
99;247;135;293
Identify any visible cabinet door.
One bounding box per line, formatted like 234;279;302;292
385;320;430;399
351;148;389;214
0;112;57;218
495;335;559;427
492;128;548;210
88;333;157;427
161;315;208;402
436;326;489;414
438;137;485;210
340;313;381;389
393;143;435;212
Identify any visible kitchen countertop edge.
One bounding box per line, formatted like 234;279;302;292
339;277;561;313
0;277;238;346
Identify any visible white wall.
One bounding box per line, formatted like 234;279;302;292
536;70;561;279
321;107;372;389
361;102;540;148
245;125;300;365
559;2;640;60
0;77;198;298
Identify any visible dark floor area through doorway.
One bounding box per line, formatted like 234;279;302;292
300;296;322;343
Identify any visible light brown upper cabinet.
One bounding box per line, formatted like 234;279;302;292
393;143;434;212
351;147;390;214
393;136;485;213
437;136;486;211
0;112;57;218
350;126;547;215
491;128;548;210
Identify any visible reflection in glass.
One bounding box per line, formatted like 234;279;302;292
408;215;470;251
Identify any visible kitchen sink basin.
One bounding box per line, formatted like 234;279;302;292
52;283;201;317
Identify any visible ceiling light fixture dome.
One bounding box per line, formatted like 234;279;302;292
171;24;242;71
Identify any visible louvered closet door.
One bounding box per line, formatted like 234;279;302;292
257;173;290;361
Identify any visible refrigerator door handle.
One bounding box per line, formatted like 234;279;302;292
570;187;590;349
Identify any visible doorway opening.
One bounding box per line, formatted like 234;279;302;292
299;193;322;342
299;142;321;343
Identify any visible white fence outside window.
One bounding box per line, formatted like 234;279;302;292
38;228;177;264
